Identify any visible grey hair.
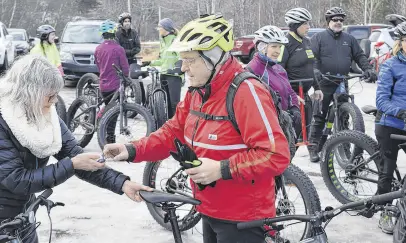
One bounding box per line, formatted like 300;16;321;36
0;54;64;125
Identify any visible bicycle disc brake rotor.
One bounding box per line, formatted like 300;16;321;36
277;199;296;215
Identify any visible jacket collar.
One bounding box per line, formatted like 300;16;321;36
206;56;243;97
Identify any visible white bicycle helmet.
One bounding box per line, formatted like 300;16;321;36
285;8;312;25
254;25;288;44
394;21;406;39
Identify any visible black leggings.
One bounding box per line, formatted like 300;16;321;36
202;215;265;243
375;124;406;196
101;90;118;143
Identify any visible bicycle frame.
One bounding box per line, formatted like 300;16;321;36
147;67;169;120
237;185;406;243
318;74;364;150
289;78;315;146
371;42;392;73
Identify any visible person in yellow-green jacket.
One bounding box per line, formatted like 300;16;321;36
30;25;64;76
142;18;183;119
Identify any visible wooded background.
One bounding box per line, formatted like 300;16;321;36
1;0;405;41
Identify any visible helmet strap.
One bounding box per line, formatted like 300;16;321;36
188;50;226;103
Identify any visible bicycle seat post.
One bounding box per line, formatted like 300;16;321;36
162;203;183;243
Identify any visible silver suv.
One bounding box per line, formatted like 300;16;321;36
59;18;115;85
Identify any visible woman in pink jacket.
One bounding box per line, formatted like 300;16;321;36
246;25;301;138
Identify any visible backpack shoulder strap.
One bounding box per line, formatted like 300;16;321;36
226;71;262;134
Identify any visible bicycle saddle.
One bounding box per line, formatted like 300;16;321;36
130;70;149;79
139;190;201;205
361;105;377;115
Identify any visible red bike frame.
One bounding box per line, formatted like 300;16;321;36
290;78;314;147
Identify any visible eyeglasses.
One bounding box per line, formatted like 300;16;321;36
180;56;201;66
331;18;344;23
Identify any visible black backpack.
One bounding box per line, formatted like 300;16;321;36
225;71;297;160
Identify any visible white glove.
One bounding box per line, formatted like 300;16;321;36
312;90;324;100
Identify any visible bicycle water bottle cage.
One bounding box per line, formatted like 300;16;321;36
169;138;216;190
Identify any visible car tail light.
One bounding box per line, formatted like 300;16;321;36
235;41;243;48
375;41;385;48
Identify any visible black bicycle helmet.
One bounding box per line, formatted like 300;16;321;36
325;7;346;22
118;12;132;24
394;21;406;39
37;25;55;41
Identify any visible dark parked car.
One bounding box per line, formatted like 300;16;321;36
59;19;109;85
8;28;34;55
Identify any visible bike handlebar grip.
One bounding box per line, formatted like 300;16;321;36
237;219;265;230
112;64;120;72
39;189;53;199
390;134;406;141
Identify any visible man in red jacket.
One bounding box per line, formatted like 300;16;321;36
103;14;290;243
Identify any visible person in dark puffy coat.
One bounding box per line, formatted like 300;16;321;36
0;55;152;243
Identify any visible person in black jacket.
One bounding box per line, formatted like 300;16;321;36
116;12;141;65
308;7;377;162
280;7;323;149
0;55;152;243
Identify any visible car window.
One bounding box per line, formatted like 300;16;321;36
348;27;369;40
389;31;396;40
62;24;103;43
369;31;381;42
3;27;9;37
10;32;26;41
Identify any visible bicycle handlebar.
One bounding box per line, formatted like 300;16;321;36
289;78;314;84
112;64;122;74
390;134;406;141
0;189;53;231
237;188;405;230
323;73;365;81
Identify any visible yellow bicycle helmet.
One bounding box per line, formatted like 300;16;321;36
169;14;234;53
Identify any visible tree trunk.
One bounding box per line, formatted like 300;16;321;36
8;0;17;28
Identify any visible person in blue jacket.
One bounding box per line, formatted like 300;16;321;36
375;21;406;235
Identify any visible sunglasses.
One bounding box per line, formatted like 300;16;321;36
331;18;344;23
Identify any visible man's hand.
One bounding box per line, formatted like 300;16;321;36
141;61;151;67
314;69;323;83
185;158;222;185
312;90;324;100
364;69;377;82
103;143;129;161
122;180;154;202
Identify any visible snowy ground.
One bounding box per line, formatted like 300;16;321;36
34;78;403;243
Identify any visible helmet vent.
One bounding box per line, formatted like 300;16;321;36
180;29;193;42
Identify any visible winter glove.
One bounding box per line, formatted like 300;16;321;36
363;69;377;82
312;90;324;101
170;138;216;190
397;110;406;121
288;106;301;128
314;69;323;84
141;61;151;67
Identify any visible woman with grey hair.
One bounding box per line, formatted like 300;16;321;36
0;55;152;243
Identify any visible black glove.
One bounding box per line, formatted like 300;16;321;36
288;106;301;126
170;138;216;190
363;69;377;82
141;61;151;67
314;69;323;83
397;110;406;121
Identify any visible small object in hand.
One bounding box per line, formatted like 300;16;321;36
97;154;106;163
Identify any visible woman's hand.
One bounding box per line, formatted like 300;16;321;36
71;153;105;171
122;180;154;202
